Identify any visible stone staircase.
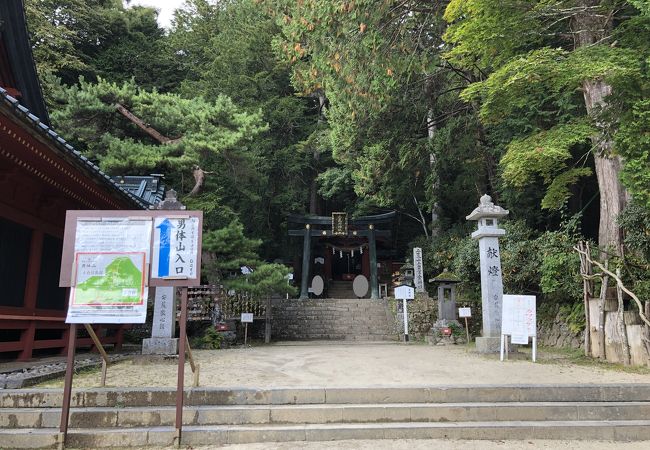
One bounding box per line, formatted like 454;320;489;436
327;280;357;298
271;296;397;341
2;385;650;447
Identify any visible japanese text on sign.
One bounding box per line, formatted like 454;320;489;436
152;217;200;280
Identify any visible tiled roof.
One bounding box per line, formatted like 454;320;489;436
0;0;50;124
112;175;166;207
0;87;148;209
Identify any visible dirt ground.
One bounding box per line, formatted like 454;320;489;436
38;341;649;389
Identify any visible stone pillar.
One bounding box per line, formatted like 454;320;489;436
466;194;509;353
142;189;185;355
413;247;425;293
368;225;379;299
300;225;311;300
142;287;178;354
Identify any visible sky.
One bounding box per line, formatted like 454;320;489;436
127;0;187;29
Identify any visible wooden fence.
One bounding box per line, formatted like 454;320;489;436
588;297;650;366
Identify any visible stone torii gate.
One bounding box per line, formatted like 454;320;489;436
288;212;395;299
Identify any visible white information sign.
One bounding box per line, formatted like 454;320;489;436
241;313;254;323
502;295;536;337
413;247;425;293
66;219;152;324
151;217;200;280
458;307;472;318
500;295;537;362
73;219;152;264
394;285;415;300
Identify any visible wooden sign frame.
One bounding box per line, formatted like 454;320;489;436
57;209;203;448
60;210;203;287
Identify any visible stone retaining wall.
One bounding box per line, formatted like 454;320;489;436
387;294;436;339
537;310;583;350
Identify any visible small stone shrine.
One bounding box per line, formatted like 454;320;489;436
466;194;509;353
429;270;462;344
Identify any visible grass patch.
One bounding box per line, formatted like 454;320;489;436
537;345;650;375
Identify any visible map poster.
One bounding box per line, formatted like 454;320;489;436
66;252;148;324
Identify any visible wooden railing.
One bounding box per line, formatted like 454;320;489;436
184;285;267;321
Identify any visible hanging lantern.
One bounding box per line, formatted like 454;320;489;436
340;251;343;258
332;247;335;255
351;250;355;257
360;246;363;254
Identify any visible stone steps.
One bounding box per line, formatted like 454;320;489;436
4;401;650;428
2;385;650;447
5;385;650;407
4;420;650;447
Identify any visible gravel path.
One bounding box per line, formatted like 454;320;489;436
35;342;649;389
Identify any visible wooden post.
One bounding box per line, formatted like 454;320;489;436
464;317;470;346
58;306;76;450
174;287;188;447
578;241;592;357
368;225;379;300
19;229;44;361
184;335;199;388
300;226;311;299
83;324;109;387
265;296;272;344
244;322;248;346
616;268;631;366
598;262;609;360
402;298;409;342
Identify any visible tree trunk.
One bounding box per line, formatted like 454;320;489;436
573;3;629;253
583;80;629;256
427;107;438;238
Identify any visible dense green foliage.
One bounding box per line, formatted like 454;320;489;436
25;0;648;309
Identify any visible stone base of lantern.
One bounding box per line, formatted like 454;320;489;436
142;337;178;355
475;336;517;354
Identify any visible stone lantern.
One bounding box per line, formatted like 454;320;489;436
399;262;414;287
466;194;509;353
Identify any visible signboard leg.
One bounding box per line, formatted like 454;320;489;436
59;319;76;450
532;336;537;363
244;322;248;346
464;317;470;346
174;287;188;447
402;298;409;342
500;334;505;362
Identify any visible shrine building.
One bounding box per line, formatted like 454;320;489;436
288;211;397;299
0;0;150;360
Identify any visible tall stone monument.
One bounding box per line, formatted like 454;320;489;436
142;189;185;355
466;194;509;353
413;247;425;293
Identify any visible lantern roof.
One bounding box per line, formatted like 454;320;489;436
429;270;460;284
466;194;509;221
